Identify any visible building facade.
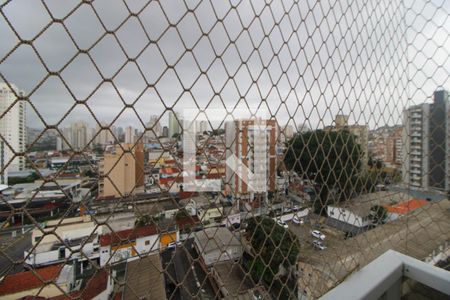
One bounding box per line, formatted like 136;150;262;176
145;115;162;141
225;119;277;203
0;83;26;184
95;123;116;146
168;111;180;138
124;126;135;144
403;90;450;192
58;122;91;151
368;125;403;168
98;143;145;198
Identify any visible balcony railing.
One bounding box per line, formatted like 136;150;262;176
321;250;450;300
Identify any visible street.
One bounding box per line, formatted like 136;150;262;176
0;231;32;277
289;200;450;283
161;238;216;300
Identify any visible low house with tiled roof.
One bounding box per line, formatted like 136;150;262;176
24;216;102;268
99;224;160;267
194;227;242;266
0;264;67;299
49;269;111;300
0;264;113;300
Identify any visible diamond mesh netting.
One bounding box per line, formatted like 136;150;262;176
0;0;449;299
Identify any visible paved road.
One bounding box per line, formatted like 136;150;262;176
0;232;32;277
292;200;450;289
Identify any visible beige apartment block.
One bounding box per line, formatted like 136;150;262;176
99;143;144;198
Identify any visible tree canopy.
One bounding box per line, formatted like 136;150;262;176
369;205;388;225
245;217;299;298
284;130;363;213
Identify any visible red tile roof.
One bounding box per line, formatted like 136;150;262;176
178;191;198;199
159;177;184;184
0;264;63;296
384;199;429;215
100;224;158;247
160;167;180;174
176;215;200;230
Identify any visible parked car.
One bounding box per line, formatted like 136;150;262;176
167;242;177;249
276;220;289;229
292;216;304;225
312;240;327;250
283;207;292;214
311;230;326;240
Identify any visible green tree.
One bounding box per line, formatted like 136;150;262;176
369;205;388;225
246;217;299;298
284;130;363;214
135;215;154;227
175;209;189;220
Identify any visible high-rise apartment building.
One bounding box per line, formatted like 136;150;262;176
125;126;135;144
385;127;403;166
98;143;145;198
168;111;180;138
0;83;26;184
162;126;169;138
95;123;115;146
403;90;450;192
197;120;208;134
225;119;277;204
145;115;162;141
71;122;91;150
58;122;91;151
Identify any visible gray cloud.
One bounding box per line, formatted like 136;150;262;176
0;0;448;133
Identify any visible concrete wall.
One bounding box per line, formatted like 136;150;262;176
32;222;101;246
99;234;160;267
273;209;309;223
327;206;369;228
136;234;160;254
202;246;242;266
25;249;59;266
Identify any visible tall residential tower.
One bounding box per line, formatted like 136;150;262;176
0;83;26;184
403;90;450;192
225;119;277;205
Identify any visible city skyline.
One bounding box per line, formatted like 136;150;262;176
0;1;449;300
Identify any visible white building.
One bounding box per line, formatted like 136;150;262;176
95;123;116;146
198;120;208;134
145;115;162;141
0;83;26;184
193;227;242;266
327;206;371;229
125;126;135;144
58;122;91;151
24;216;102;267
403;90;450;192
98;224;180;267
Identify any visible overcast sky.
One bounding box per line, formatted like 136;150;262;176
0;0;449;133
